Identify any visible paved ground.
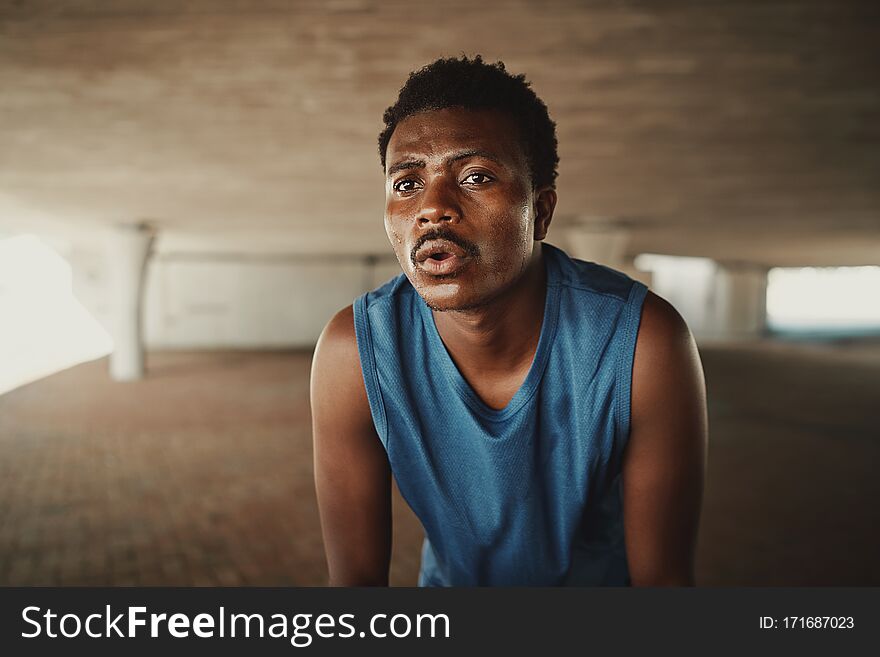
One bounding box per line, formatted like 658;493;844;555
0;340;877;586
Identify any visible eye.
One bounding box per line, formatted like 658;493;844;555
461;172;494;186
393;178;422;193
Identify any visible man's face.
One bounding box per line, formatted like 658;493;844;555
383;107;552;312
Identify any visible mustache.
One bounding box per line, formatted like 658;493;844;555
409;227;480;267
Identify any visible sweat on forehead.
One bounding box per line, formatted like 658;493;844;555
384;109;527;175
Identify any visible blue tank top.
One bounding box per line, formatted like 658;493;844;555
352;243;648;586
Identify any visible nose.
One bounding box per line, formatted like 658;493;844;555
417;177;461;228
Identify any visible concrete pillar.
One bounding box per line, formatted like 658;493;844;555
639;255;717;338
107;222;155;381
710;262;768;339
557;224;630;269
556;223;653;286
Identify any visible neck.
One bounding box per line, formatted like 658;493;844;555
432;244;547;369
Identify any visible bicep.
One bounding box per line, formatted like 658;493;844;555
311;306;392;586
622;292;708;586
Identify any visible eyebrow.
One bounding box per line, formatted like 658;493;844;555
386;149;503;177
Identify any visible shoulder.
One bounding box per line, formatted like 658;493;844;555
631;291;706;427
313;274;407;369
635;291;694;360
311;305;371;427
358;272;412;313
545;243;637;303
314;304;359;369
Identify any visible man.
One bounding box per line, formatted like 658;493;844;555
311;56;707;586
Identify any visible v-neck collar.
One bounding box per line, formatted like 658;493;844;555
418;245;561;423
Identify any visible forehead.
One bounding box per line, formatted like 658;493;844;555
386;107;527;169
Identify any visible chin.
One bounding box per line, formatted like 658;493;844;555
405;265;494;312
417;286;486;313
412;285;458;312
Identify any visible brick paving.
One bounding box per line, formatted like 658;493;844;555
0;351;423;586
0;343;877;586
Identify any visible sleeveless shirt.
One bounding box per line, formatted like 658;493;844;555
352;243;648;586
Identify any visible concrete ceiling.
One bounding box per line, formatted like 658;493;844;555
1;0;878;266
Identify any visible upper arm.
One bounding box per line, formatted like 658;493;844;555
622;291;708;586
310;305;392;586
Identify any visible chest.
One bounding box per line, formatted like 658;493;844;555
453;358;533;411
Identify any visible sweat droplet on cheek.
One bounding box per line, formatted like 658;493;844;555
386;225;403;245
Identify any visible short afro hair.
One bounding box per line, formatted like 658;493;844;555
378;55;559;189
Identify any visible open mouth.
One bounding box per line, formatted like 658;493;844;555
413;240;470;276
416;252;468;276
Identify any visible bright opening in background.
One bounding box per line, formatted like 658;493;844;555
0;234;113;396
767;266;880;333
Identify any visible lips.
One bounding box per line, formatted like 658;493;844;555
414;239;471;276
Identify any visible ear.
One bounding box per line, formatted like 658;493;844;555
533;187;557;241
